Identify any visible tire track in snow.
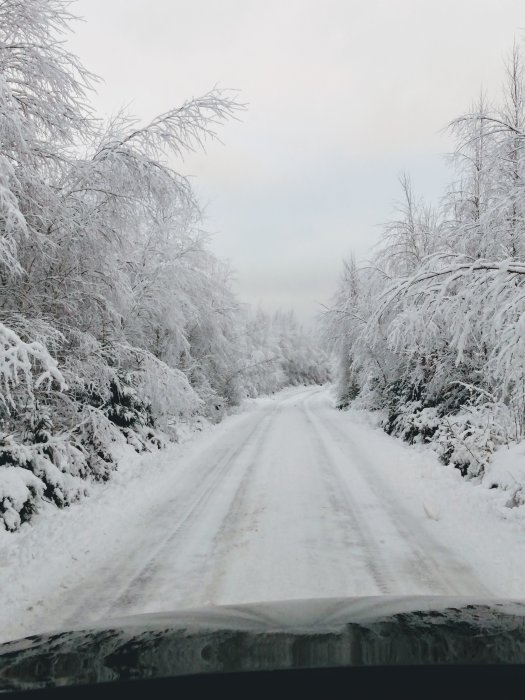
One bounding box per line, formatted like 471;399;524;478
199;386;335;603
76;390;309;621
307;393;491;596
299;401;393;595
205;384;391;604
55;402;279;627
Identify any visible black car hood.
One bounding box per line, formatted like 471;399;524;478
1;596;525;691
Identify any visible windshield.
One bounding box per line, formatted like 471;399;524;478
1;0;525;660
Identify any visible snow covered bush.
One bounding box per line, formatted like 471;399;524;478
431;407;507;477
0;467;45;532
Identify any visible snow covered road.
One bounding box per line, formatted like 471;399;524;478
2;385;524;643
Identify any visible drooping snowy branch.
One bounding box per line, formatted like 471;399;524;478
0;321;65;411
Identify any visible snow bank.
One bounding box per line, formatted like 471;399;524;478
483;443;525;511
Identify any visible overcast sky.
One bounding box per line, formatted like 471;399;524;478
68;0;524;322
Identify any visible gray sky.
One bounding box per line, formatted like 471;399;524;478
69;0;524;322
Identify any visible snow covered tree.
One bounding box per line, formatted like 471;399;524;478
0;1;328;530
325;40;525;480
0;1;242;528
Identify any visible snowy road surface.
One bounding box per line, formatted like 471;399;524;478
2;385;524;643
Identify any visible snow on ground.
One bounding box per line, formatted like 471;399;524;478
483;441;525;510
0;385;524;645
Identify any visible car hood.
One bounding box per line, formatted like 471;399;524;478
1;596;525;691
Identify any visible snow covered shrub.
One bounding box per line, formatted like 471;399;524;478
105;374;153;432
432;404;511;478
383;403;441;445
121;347;201;434
188;367;226;423
0;434;87;531
0;321;88;529
333;355;360;410
73;406;124;481
0;466;44;532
